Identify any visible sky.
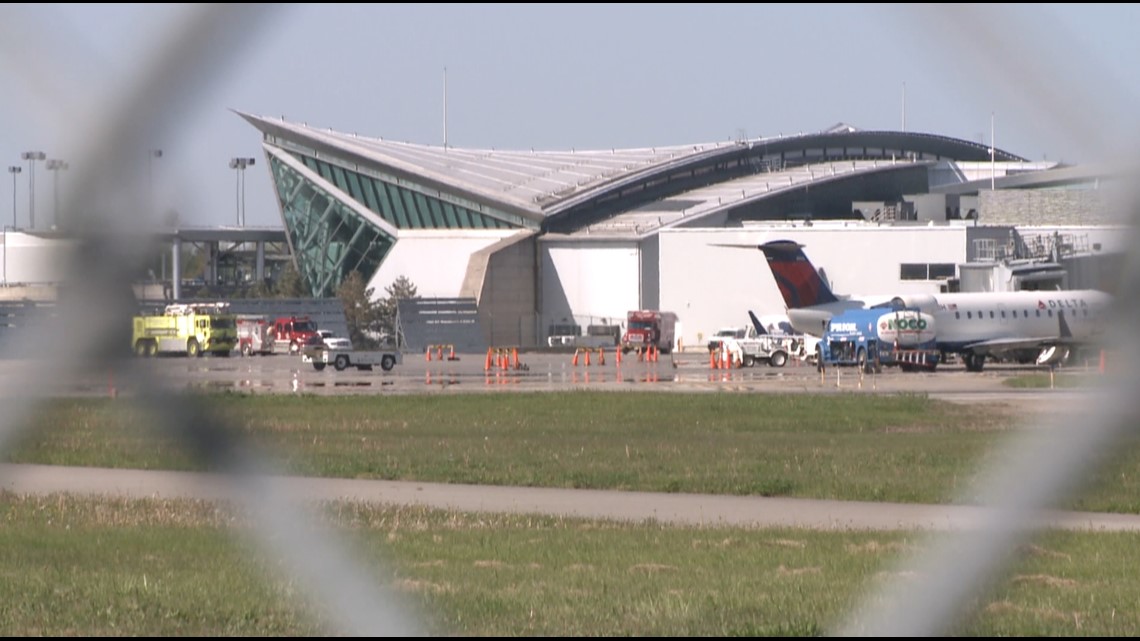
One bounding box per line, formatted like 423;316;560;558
1;3;1138;230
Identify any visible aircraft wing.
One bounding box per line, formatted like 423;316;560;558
960;336;1079;357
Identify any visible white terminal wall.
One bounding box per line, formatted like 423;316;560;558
366;229;518;300
1;232;76;285
540;238;641;332
658;225;969;348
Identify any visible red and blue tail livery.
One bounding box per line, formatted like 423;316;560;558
757;240;839;309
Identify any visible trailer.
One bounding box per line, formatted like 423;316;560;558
303;346;402;372
817;307;941;373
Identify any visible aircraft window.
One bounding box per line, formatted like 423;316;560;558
966;311;972;319
955;311;960;320
1048;310;1054;317
1036;310;1041;317
1001;311;1006;318
989;311;995;319
1023;310;1029;318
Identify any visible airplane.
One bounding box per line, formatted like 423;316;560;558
756;239;1113;372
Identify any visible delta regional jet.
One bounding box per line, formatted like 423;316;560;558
757;240;1112;372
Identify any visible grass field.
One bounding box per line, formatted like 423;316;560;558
4;390;1139;635
5;391;1139;512
2;493;1139;636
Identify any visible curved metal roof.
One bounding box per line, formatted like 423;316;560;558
238;111;1029;226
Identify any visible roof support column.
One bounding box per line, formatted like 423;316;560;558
171;236;181;301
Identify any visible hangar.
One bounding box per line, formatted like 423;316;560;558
238;112;1127;350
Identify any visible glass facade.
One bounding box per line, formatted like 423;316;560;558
269;156;396;298
268;148;535;298
293;153;518;230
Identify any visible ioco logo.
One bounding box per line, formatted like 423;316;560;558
887;318;927;331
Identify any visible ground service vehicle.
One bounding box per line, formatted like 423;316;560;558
706;312;808;368
303;346;402;372
707;326;791;367
132;302;238;357
816;307;940;373
236;314;273;356
621;310;678;354
269;315;319;354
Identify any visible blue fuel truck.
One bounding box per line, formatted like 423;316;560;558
816;307;941;373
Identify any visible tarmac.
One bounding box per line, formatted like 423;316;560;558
0;348;1122;531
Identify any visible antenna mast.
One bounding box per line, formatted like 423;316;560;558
443;66;448;150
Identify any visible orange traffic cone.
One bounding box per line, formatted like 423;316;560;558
616;346;622;366
585;349;591;366
426;347;432;362
449;345;457;361
512;347;519;369
438;345;444;361
709;349;717;369
598;349;605;366
484;348;493;371
572;349;579;366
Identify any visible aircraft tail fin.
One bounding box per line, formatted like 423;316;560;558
747;310;767;336
757;240;840;309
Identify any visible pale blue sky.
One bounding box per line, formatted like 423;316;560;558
1;4;1137;229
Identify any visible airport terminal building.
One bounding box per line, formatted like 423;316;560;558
238;112;1128;350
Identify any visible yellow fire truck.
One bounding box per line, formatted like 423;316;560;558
132;302;238;357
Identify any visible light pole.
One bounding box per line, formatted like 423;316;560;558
46;159;68;230
7;166;20;229
2;225;9;286
229;157;255;226
20;151;45;230
148;148;163;219
149;149;164;280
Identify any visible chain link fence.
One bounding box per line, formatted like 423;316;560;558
0;4;1136;636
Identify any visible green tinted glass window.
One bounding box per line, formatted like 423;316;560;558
415;193;441;228
330;166;349;193
450;203;471;227
345;171;364;204
385;183;413;227
399;188;423;228
436;199;457;228
268;156;395;297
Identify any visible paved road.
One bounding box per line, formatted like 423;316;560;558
4;463;1139;532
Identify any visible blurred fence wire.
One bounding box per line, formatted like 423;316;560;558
0;4;422;636
0;3;1136;637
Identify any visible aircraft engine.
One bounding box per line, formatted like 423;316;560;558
1036;346;1070;366
888;294;940;312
